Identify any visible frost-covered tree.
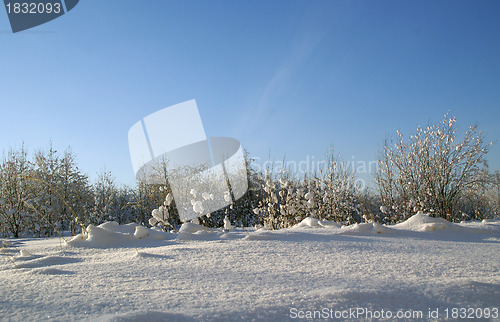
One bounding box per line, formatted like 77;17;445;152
376;114;492;222
144;150;262;230
460;170;500;220
93;170;140;225
315;149;360;224
255;168;299;229
488;170;500;217
202;150;262;228
253;149;361;229
30;145;91;235
92;170;118;223
58;149;91;234
32;145;63;235
0;146;32;237
0;143;94;237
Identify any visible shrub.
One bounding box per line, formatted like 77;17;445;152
253;149;361;229
376;114;492;222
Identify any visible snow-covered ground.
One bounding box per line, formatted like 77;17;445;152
1;214;499;321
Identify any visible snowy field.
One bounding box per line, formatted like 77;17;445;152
1;214;499;321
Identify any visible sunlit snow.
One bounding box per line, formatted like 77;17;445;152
1;214;499;321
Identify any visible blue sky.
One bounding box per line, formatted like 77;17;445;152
1;0;499;187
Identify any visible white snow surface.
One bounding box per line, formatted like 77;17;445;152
1;214;499;321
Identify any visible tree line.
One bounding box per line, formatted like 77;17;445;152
1;115;499;237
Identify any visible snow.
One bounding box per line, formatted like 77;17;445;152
392;211;457;232
178;222;210;234
1;213;499;321
293;217;341;228
338;222;391;235
223;216;232;230
133;226;150;239
19;249;31;257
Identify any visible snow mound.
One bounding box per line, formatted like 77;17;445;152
244;228;276;240
98;222;139;235
223;216;232;230
71;224;132;248
139;227;172;240
293;217;341;228
134;226;149;239
177;223;219;241
67;223;171;248
97;221;120;230
178;222;208;233
58;216;500;250
393;212;458;232
339;222;391;234
177;230;220;241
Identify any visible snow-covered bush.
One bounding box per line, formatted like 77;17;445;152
315;149;361;225
458;170;500;220
2;130;496;238
255;169;311;229
254;150;361;229
376;114;492;222
144;150;261;230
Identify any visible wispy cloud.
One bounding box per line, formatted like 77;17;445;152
238;12;326;136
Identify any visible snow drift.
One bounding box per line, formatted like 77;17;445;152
1;213;498;321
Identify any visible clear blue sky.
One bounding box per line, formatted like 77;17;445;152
1;0;499;187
